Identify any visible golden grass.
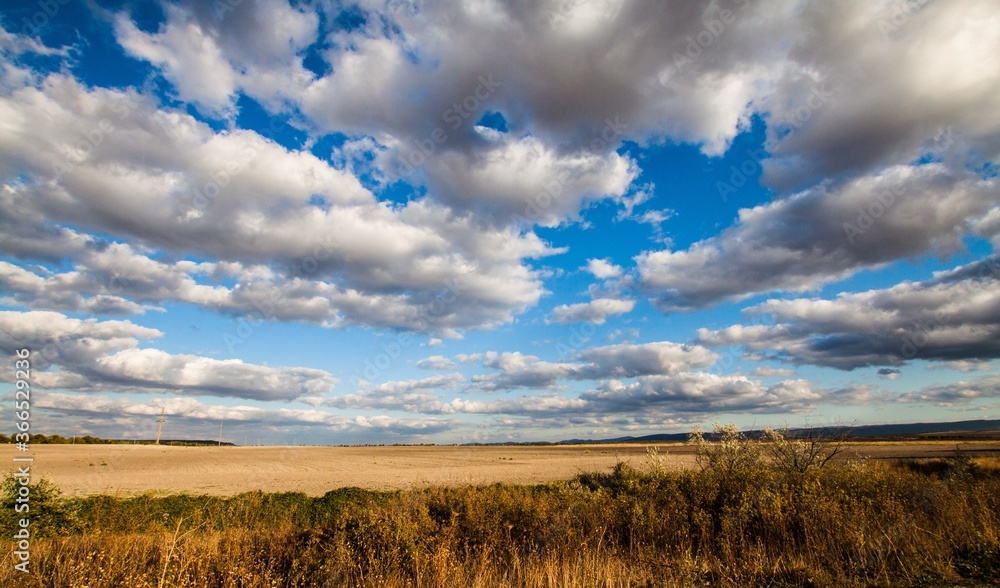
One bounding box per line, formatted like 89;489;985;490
1;456;998;587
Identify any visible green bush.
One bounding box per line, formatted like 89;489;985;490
0;473;78;537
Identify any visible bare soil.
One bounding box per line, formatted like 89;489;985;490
3;440;998;496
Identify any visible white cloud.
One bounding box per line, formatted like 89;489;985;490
697;256;1000;369
0;74;556;332
115;7;238;115
581;374;826;415
324;374;465;412
584;258;623;280
0;310;337;402
750;366;796;377
465;341;719;391
114;1;318;115
927;360;993;373
421;134;637;226
417;355;458;370
902;372;1000;407
758;0;1000;189
31;391;453;441
878;368;901;380
547;298;635;325
638;164;998;310
575;341;719;378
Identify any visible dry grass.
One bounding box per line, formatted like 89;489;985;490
2;454;999;587
5;441;999;496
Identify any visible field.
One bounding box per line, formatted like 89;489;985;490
2;438;1000;587
3;440;999;496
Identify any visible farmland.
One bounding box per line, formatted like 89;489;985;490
2;439;999;586
2;440;998;496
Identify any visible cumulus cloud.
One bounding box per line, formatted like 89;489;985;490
575;341;719;378
31;391;453;441
323;374;464;412
424;374;860;423
751;366;796;377
585;258;623;280
0;74;555;331
878;368;901;380
302;0;790;154
465;341;719;392
546;298;635;325
638;164;998;310
928;360;993;373
102;0;1000;218
416;355;457;370
469;351;576;392
114;0;318;114
3;0;1000;442
0;311;337;401
902;373;1000;407
697;256;1000;369
302;1;999;184
421;134;637;226
758;0;1000;189
581;374;825;415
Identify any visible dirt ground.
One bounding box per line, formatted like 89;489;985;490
3;440;999;496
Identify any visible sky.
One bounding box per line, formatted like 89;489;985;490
0;0;998;445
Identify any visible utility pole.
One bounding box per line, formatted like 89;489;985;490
155;407;165;445
218;420;223;446
244;430;248;447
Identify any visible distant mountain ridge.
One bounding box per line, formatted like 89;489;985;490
557;419;1000;445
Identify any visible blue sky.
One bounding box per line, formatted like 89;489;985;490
0;0;998;444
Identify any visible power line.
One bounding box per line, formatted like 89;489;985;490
155;407;165;445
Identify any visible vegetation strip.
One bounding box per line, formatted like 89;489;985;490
2;433;999;587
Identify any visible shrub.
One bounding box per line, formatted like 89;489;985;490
688;423;765;476
762;426;847;474
0;473;78;537
2;454;1000;586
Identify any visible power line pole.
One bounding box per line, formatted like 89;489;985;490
218;420;223;446
155;407;165;445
